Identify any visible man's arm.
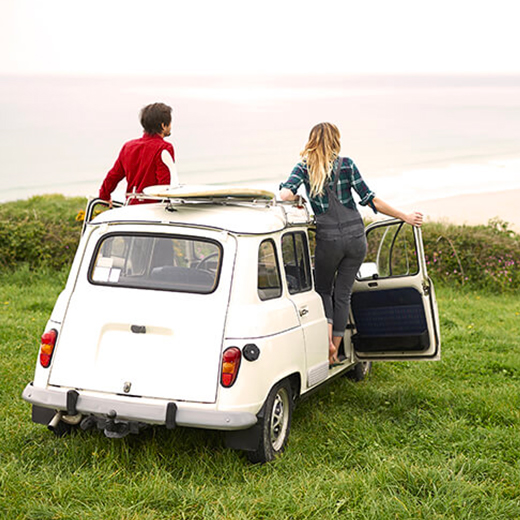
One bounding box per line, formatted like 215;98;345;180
99;155;125;202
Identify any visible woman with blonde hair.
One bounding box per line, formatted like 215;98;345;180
280;123;423;366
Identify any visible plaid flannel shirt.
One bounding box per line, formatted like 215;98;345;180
280;157;376;215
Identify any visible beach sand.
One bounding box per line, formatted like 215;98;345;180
398;189;520;232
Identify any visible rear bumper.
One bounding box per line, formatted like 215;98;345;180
22;383;257;431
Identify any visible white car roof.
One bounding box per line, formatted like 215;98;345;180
89;200;312;235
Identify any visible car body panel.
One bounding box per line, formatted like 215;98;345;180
48;224;237;404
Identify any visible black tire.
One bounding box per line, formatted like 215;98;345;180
345;361;372;382
246;380;293;464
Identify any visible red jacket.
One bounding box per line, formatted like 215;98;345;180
99;133;175;203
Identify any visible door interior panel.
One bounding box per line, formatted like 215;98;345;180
351;287;430;352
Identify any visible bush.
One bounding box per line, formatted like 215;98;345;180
1;196;519;293
422;218;520;292
0;195;87;270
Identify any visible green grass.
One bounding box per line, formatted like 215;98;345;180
1;269;519;519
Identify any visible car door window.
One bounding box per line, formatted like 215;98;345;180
258;239;282;301
358;222;419;280
81;199;124;234
281;232;312;294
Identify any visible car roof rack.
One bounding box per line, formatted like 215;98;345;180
124;190;313;227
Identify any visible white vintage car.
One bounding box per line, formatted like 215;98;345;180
22;186;440;463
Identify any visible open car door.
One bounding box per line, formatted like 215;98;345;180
82;198;124;234
351;219;440;361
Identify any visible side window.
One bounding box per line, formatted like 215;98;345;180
281;232;312;294
358;222;419;280
257;239;282;301
308;228;316;269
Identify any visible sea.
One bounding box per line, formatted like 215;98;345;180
1;73;519;209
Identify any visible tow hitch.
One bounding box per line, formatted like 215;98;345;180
80;410;147;439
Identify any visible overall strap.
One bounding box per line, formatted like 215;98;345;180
332;156;343;190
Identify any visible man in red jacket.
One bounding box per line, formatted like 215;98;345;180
99;102;175;205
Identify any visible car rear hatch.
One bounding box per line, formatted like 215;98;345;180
48;225;235;404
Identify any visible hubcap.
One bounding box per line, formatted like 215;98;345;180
270;388;290;451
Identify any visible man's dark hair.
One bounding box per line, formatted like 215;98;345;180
140;103;172;135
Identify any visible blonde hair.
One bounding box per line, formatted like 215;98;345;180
301;123;341;196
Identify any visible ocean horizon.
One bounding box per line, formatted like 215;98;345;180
1;73;519;213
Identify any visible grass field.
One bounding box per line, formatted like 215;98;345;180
1;268;519;519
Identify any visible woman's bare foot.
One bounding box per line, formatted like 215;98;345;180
329;342;339;365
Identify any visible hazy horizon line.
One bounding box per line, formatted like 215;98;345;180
2;71;520;80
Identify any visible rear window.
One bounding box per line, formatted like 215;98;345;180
89;233;222;294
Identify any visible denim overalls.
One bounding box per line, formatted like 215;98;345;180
314;157;367;338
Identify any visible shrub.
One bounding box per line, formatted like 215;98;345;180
1;196;519;293
422;218;519;292
0;195;87;270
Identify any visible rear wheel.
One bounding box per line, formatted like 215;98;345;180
345;361;372;382
247;380;293;464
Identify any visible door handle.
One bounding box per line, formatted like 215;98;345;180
299;307;309;317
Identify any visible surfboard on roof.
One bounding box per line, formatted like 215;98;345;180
143;184;276;200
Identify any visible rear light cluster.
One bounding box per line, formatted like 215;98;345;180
39;329;58;368
221;347;241;387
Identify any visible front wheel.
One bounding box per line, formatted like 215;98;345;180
247;380;293;464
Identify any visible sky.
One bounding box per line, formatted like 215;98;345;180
1;0;520;76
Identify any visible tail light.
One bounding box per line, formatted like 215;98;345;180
39;329;58;368
221;347;241;387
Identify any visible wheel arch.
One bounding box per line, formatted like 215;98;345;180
258;372;300;418
225;372;299;455
287;372;301;403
